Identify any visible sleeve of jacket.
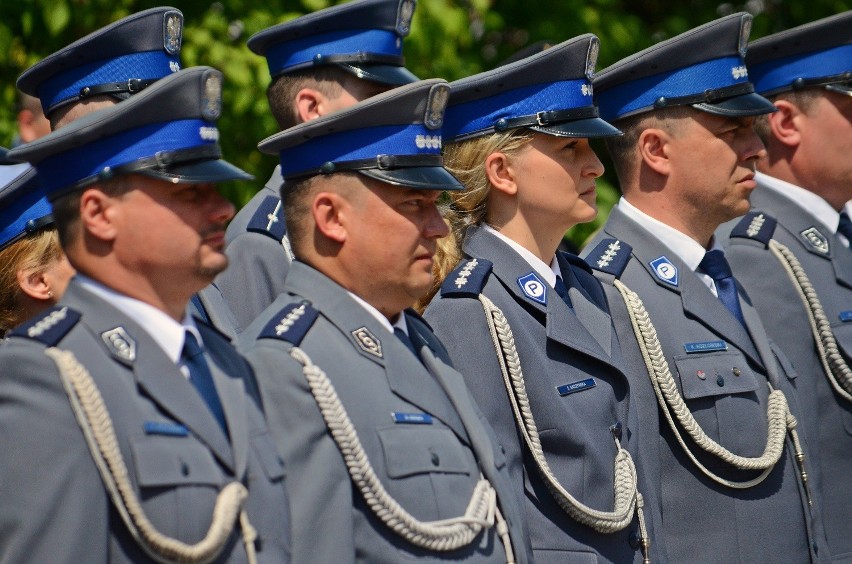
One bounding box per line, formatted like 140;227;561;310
243;342;356;564
0;341;111;563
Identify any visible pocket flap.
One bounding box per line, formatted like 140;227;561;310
379;426;471;479
674;350;760;400
132;436;221;487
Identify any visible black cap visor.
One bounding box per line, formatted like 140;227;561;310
359;166;463;191
531;116;622;138
693;91;777;117
337;63;419;86
138;158;253;184
826;82;852;96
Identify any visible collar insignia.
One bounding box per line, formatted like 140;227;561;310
517;272;547;305
352;326;383;358
101;326;136;364
801;226;830;255
649;255;679;286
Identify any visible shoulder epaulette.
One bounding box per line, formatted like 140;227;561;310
440;257;493;298
729;211;777;247
585;238;632;278
9;305;80;346
558;250;593;275
246;195;287;242
258;301;318;345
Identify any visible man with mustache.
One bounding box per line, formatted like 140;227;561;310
583;14;829;563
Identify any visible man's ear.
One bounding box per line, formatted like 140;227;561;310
766;99;802;149
312;191;348;244
295;88;329;123
484;152;518;197
78;187;120;242
638;127;673;176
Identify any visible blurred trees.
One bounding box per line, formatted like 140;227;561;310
1;0;848;247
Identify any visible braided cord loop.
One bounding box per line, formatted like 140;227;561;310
45;347;256;564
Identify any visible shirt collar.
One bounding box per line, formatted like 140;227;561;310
756;171;840;235
483;224;560;287
75;275;200;364
345;290;406;335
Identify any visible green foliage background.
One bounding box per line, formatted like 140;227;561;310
1;0;848;248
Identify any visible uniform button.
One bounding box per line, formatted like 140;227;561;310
732;367;741;376
716;375;725;387
629;530;641;549
181;462;190;476
430;452;440;466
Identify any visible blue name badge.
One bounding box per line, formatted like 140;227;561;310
143;421;189;436
392;412;434;425
839;311;852;322
557;378;596;396
683;340;728;354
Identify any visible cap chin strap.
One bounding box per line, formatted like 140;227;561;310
651;81;755;109
283;153;443;181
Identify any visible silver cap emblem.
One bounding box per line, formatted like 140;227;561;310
163;11;184;56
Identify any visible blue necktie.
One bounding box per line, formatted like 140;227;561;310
554;276;573;309
394;326;421;363
837;212;852;243
182;331;228;433
699;250;746;328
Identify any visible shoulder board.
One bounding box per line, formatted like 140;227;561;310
558;251;593;275
246;195;287;242
729;211;777;247
258;301;318;345
440;257;493;298
9;305;81;346
585;238;632;278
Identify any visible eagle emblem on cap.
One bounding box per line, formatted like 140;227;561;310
425;83;449;130
396;0;415;36
585;37;600;80
163;11;183;56
202;73;222;121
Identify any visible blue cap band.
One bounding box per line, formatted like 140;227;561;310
38;50;180;113
444;78;593;140
0;191;52;249
750;44;852;94
279;123;439;177
598;55;749;120
37;119;216;193
264;28;401;76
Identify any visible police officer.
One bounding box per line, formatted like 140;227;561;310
215;0;419;333
237;79;531;563
423;36;662;563
0;67;290;563
582;14;829;562
0;163;73;336
720;12;852;561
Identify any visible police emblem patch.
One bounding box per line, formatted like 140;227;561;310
162;11;183;56
425;83;450;130
517;272;547;305
352;327;383;358
649;256;679;286
800;226;830;255
101;327;136;364
396;0;415;36
585;37;600;80
201;72;222;121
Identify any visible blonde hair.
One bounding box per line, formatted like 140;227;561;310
416;129;535;310
0;228;64;336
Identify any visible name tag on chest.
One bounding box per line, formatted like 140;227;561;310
392;412;434;424
839;311;852;322
684;340;728;354
557;378;596;396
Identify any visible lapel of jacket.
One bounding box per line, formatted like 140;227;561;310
557;252;614;357
605;207;763;368
198;324;249;478
465;226;615;366
284;263;469;442
64;281;235;471
751;186;852;290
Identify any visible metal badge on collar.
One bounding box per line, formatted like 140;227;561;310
201;72;222;121
352;326;383;358
517;272;547;305
163;11;183;56
800;227;830;255
396;0;415;36
649;256;679;286
425;83;450;130
101;327;136;364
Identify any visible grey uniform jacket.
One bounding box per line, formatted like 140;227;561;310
583;206;829;564
722;185;852;562
217;166;291;332
237;261;532;564
423;226;666;564
190;283;241;339
0;278;290;563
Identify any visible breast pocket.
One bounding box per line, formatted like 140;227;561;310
378;426;475;520
673;350;768;456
